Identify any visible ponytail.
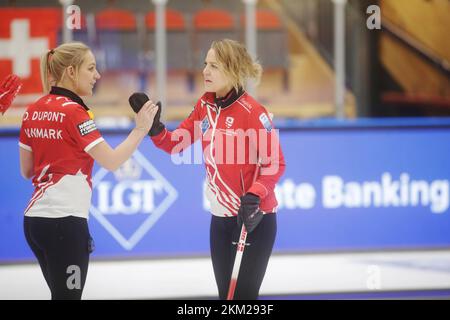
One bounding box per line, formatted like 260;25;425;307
40;49;54;93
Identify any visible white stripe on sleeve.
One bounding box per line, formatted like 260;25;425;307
18;142;32;152
84;137;104;152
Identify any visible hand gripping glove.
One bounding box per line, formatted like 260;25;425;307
128;92;165;136
237;193;264;233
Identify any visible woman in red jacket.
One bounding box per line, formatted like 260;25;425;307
133;39;286;299
19;42;158;299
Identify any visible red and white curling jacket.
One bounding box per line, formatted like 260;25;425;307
151;89;286;217
19;87;104;219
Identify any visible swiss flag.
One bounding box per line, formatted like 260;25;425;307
0;8;61;94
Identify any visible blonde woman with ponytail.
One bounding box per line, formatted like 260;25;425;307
19;42;158;299
136;39;286;299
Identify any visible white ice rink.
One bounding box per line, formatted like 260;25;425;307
1;249;450;299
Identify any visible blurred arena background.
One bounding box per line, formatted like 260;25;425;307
0;0;449;300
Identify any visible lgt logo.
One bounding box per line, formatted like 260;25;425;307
90;150;178;250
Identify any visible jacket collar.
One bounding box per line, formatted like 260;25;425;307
50;86;90;111
214;87;244;109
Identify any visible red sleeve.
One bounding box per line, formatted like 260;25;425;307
247;109;286;200
66;107;104;152
151;100;202;154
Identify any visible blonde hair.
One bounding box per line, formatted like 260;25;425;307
40;42;91;93
210;39;262;92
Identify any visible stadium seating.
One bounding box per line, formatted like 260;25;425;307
96;8;141;72
192;9;238;72
241;10;289;90
146;9;190;73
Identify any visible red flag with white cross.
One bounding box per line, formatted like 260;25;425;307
0;8;61;94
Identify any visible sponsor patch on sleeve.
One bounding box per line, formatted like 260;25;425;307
259;113;272;132
78;119;97;136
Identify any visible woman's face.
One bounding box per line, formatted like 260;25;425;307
74;50;101;97
203;49;232;98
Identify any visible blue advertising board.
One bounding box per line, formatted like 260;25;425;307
1;118;450;262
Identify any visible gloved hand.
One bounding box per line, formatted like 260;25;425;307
237;193;264;233
0;74;22;115
128;92;165;136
